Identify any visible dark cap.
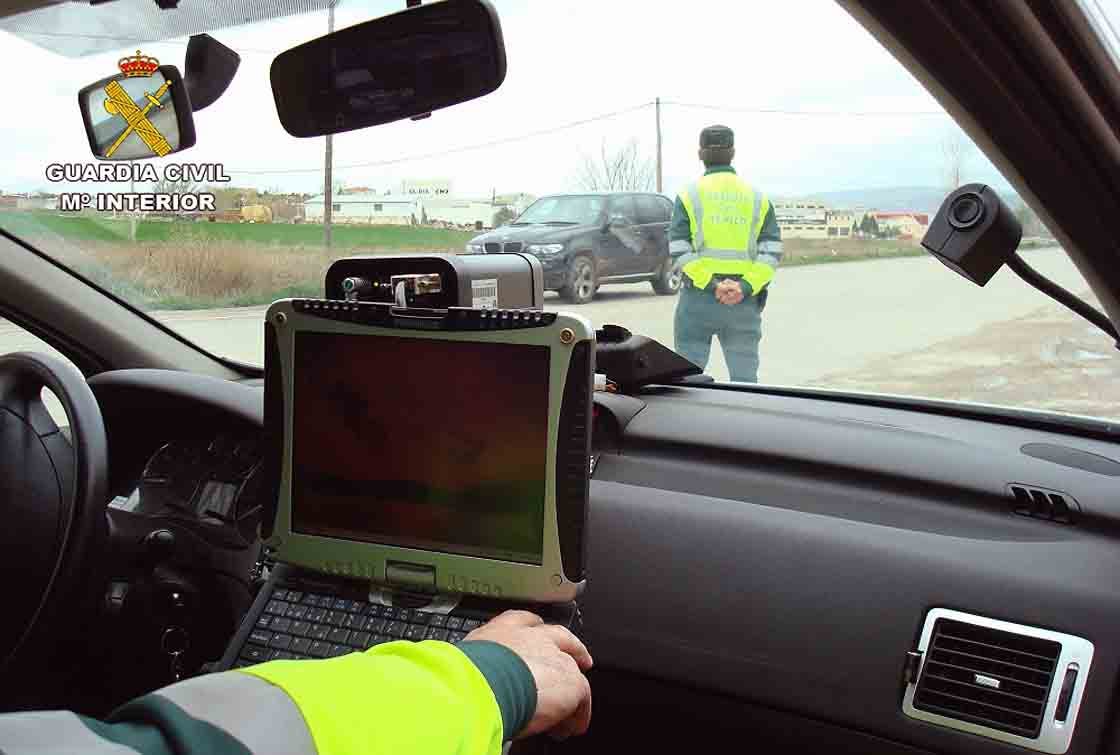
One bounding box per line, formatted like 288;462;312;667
700;125;734;149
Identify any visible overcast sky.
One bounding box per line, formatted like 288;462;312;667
3;0;1119;201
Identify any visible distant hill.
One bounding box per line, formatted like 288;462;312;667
806;186;951;216
674;182;1024;216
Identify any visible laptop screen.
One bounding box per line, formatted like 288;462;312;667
290;331;551;565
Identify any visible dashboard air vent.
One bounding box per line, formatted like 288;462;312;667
914;618;1059;737
1008;484;1077;523
903;609;1094;754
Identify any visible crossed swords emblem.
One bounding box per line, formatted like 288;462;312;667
102;78;173;158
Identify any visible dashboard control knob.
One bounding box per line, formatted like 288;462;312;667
143;528;176;560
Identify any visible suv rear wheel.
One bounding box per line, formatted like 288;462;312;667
651;259;682;295
560;255;597;304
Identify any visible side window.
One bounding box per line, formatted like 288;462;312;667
635;195;668;224
0;317;80;428
609;195;638;224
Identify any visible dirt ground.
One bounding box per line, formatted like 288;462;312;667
808;291;1120;421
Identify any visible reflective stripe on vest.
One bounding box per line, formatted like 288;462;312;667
244;640;504;755
679;173;774;290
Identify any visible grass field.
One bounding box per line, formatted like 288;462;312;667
1;210;478;309
0;210;1059;310
782;238;922;266
0;210;475;250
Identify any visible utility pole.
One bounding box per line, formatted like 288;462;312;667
323;1;335;249
655;97;663;193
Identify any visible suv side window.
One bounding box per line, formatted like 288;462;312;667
636;195;671;224
609;195;639;225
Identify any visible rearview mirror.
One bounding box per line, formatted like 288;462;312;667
78;53;196;160
270;0;507;138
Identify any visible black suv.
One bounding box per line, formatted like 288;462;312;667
465;192;680;303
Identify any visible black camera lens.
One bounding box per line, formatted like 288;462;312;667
949;193;984;229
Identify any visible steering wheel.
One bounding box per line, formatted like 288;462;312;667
0;352;108;694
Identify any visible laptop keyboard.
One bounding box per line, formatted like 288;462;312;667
234;587;487;668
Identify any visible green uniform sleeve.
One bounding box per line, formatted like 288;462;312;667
0;641;537;755
757;204;782;245
457;640;537;740
79;696;251;755
0;671;315;754
756;204;783;269
669;194;693;251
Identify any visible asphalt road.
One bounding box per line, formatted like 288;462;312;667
144;247;1095;385
0;246;1097;386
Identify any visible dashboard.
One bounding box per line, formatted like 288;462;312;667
108;435;265;548
83;368;1120;755
83;370;267;701
90;369;267;550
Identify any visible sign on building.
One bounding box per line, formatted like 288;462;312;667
400;179;452;196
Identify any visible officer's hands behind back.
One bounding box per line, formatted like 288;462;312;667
465;610;593;740
715;279;746;306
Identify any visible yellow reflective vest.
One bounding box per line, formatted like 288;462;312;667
677;171;776;292
0;640;521;755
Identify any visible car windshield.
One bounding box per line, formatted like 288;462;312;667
514;196;605;226
1;0;1119;422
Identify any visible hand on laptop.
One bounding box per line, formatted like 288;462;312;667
465;610;593;740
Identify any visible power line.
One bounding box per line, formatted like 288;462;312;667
214;97;947;178
660;100;946;117
225;97;945;177
225;101;656;175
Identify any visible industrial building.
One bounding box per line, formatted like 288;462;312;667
302;179;532;229
422;197;500;228
303;192;420;225
773;198;828;239
826;209;856;237
772;198;928;241
869;211;930;240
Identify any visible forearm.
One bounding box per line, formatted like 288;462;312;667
0;640;535;755
669;195;693;256
756;205;783;269
245;639;531;753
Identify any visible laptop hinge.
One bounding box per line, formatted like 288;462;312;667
385;561;436;591
372;561;462;613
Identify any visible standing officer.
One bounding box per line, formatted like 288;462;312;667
670;125;783;383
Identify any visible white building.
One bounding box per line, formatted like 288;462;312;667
302;181;534;229
773;198;828;239
400;179;452;197
15;194;58;211
303;192;419;225
423;197;497;229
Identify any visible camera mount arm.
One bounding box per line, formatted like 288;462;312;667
923;184;1120;349
1005;252;1119;344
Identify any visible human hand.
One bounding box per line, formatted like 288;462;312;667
465;610;593;740
713;280;733;303
715;279;745;306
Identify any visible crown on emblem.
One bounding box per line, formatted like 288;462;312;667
118;49;160;78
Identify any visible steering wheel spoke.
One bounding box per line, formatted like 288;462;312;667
0;352;108;699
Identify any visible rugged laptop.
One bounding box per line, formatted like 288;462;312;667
216;298;594;668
